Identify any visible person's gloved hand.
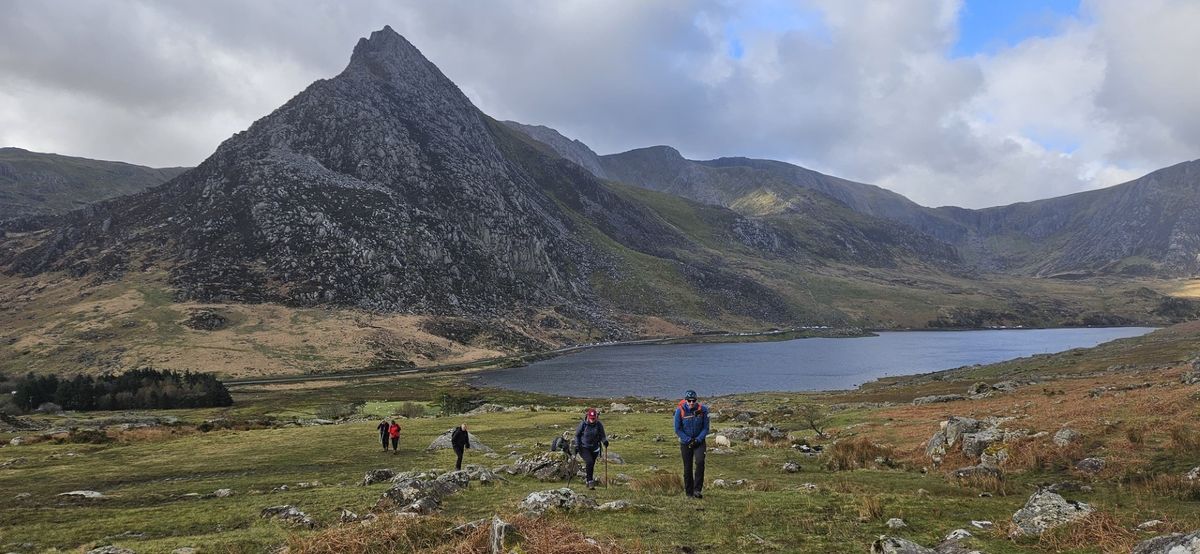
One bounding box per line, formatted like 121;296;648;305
603;440;609;447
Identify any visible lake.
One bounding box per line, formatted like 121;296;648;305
471;327;1156;398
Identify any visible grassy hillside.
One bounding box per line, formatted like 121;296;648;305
3;324;1200;552
0;147;187;221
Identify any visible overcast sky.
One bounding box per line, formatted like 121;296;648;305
1;0;1197;208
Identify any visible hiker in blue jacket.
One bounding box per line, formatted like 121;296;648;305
674;389;709;498
574;408;608;490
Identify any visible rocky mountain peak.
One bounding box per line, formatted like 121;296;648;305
343;26;446;87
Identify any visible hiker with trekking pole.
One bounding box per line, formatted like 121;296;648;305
574;408;609;490
674;389;709;499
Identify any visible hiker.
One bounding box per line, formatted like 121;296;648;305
674;389;709;498
451;423;470;470
388;420;401;454
377;419;390;451
574;408;608;490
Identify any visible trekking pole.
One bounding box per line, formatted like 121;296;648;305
604;444;609;489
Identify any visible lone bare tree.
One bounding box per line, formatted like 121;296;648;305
798;403;829;439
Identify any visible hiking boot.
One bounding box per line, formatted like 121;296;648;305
587;480;596;490
692;491;703;499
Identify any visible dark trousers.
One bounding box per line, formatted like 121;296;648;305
680;441;706;495
380;433;388;450
580;446;600;481
390;436;398;450
453;445;465;470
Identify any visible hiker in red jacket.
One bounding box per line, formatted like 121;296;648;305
388;420;401;454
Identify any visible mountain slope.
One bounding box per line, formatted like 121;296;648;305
0;147;187;221
508;124;1200;278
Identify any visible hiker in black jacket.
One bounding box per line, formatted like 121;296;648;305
450;423;470;470
574;408;608;490
376;419;390;452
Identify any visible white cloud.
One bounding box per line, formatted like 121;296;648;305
0;0;1196;208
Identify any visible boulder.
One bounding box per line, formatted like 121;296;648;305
58;490;106;499
871;536;935;554
967;382;991;396
490;515;520;553
605;451;625;464
466;403;508;414
886;518;908;529
427;429;494;453
375;477;461;512
979;446;1008;468
260;505;316;528
1132;530;1200;554
508;452;578;481
712;435;732;448
944;417;985;447
212;488;234;498
782;462;801;473
718;426;787;442
9;437;23;446
1187;467;1200;481
912;394;967;405
944;530;971;541
362;468;396;486
1137;520;1165;531
403;496;441;515
1075;457;1105;473
970;521;993;530
1053;428;1081;447
519;488;596;516
596;500;631;511
1010;490;1094;537
86;547;136;554
992;380;1020;393
609;403;632;413
961;428;1003;458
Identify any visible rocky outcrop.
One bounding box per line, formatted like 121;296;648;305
519;488;597;516
912;394;967;405
362;468;396;486
1010;490;1094;537
1053;428;1082;447
502;452;579;481
718;425;787;442
1132;530;1200;554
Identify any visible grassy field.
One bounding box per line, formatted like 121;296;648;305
3;323;1200;553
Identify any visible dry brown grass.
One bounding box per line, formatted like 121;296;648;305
1125;425;1147;445
857;495;884;522
825;438;894;471
953;473;1013;497
628;471;682;495
1131;474;1200;501
1037;511;1140;554
1168;425;1200;452
287;514;630;554
1001;438;1085;473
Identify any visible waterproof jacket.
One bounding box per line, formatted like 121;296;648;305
388;423;401;439
674;402;709;444
575;419;607;452
451;427;470;449
377;421;389;436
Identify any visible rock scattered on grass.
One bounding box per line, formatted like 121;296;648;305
1053;428;1081;447
1186;467;1200;481
1009;490;1094;537
260;505;316;528
362;468;396;486
491;515;520;552
1137;520;1165;531
886;518;907;529
211;488;234;498
871;535;934;554
58;490;106;499
85;547;136;554
912;394;966;405
782;462;800;473
596;500;631;511
520;488;596;516
970;520;993;530
1075;457;1106;473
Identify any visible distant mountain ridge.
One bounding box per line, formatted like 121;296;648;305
0;147;187;221
504;124;1200;277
